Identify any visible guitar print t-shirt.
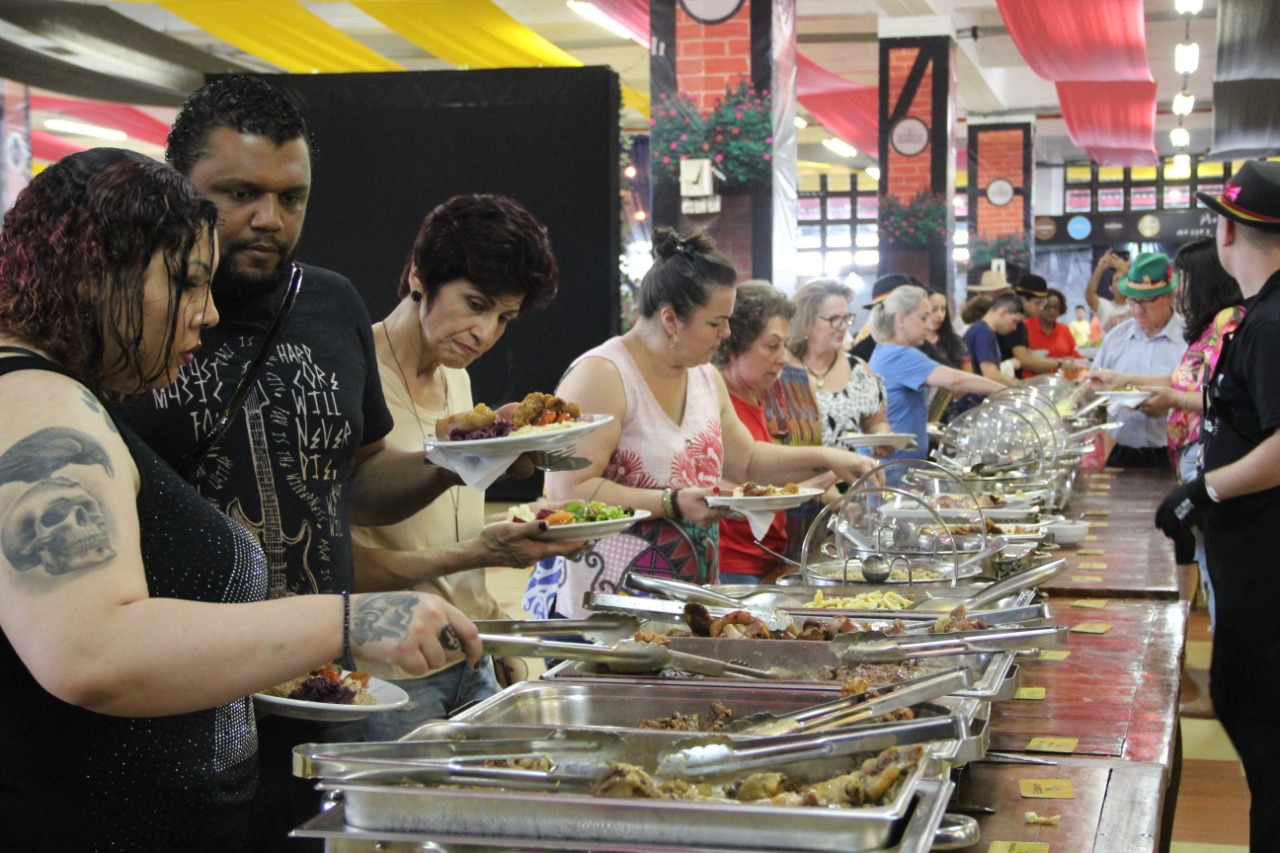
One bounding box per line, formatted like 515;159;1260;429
115;265;393;597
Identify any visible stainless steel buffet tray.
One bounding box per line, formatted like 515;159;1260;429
543;636;1021;701
293;778;975;853
299;722;950;852
450;680;989;770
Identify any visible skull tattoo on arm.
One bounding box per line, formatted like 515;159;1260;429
0;427;117;577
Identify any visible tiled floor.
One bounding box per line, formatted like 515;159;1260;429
483;565;1253;851
1170;606;1250;852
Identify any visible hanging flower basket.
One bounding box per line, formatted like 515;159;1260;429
967;234;1031;275
650;81;773;192
878;191;949;248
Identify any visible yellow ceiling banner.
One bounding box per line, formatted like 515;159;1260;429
351;0;647;115
352;0;577;70
160;1;403;73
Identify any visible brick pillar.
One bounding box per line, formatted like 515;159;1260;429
877;33;956;296
651;0;797;283
967;121;1034;283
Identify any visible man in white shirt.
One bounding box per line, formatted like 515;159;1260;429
1088;252;1187;467
1086;249;1132;333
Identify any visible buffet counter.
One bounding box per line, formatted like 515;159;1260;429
962;464;1186;851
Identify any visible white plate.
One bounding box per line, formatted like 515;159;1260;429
532;509;651;541
706;487;825;511
835;432;918;449
253;673;409;722
422;413;613;458
1096;390;1152;408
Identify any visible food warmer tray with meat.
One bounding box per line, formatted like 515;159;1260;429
291;722;976;853
291;779;972;852
450;680;990;771
542;637;1023;702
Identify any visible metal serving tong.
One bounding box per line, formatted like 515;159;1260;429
473;614;640;645
475;634;775;679
725;667;973;737
828;624;1067;666
654;714;966;780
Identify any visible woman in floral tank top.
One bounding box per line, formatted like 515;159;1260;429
544;228;882;617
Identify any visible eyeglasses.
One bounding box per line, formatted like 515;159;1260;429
818;313;856;329
1129;295;1169;309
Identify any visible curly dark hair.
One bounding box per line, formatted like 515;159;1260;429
1175;236;1243;343
0;148;218;398
639;227;737;321
401;194;558;314
713;281;795;367
167;75;313;176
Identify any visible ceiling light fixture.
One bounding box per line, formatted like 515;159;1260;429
566;1;644;45
1170;126;1190;147
794;116;808;129
1171;91;1195;116
865;166;881;181
822;138;857;158
1174;41;1199;75
1174;0;1203;14
44;118;127;141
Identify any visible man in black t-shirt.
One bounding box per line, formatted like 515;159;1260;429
116;76;535;853
995;274;1069;375
1156;160;1280;851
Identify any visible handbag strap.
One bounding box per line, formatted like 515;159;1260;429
179;263;303;475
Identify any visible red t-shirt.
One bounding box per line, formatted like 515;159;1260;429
1024;319;1082;377
719;394;789;577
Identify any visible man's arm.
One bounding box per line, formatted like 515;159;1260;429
977;359;1018;385
1206;431;1280;501
1010;344;1062;374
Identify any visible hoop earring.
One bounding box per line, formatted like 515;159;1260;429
409;291;423;303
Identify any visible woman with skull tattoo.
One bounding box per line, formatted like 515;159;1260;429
0;148;481;852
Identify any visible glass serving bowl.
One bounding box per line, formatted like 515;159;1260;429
936;403;1049;480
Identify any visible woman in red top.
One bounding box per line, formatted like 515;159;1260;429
1024;287;1082;377
714;282;835;583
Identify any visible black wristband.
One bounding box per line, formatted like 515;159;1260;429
670;488;684;520
341;591;352;663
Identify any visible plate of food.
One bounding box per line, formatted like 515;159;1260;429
1096;388;1152;409
506;501;650;541
705;484;824;511
253;664;409;722
423;393;613;457
834;432;917;450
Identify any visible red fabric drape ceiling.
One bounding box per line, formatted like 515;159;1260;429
30;95;170;148
795;55;878;159
1056;81;1159;166
31;130;86;163
995;0;1156;165
587;0;877;157
995;0;1152;82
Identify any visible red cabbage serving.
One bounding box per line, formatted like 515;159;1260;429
288;675;356;704
450;421;515;441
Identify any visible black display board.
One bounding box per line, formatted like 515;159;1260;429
265;68;622;499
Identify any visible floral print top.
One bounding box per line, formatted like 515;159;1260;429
1168;305;1244;452
554;337;724;616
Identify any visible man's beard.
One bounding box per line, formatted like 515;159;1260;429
213;239;298;303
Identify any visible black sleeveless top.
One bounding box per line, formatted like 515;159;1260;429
0;350;269;852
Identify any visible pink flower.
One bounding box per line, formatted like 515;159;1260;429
763;153;771;160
